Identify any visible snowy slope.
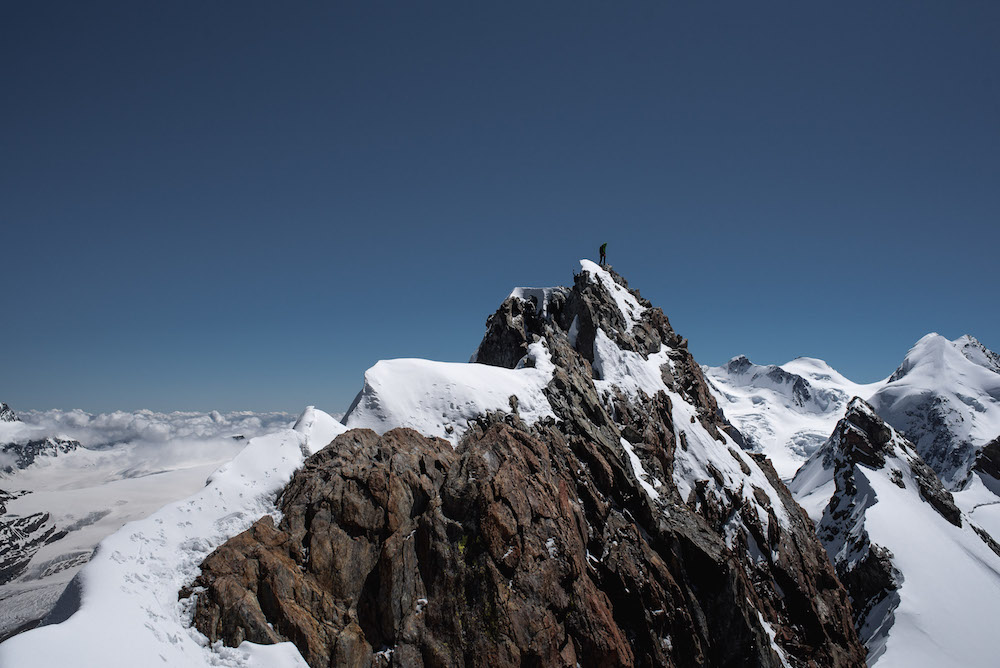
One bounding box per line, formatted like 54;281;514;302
343;341;557;445
591;330;790;529
790;399;1000;667
0;445;240;639
868;333;1000;488
704;355;887;478
0;407;344;667
0;408;297;639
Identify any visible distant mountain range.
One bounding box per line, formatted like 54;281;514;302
704;333;1000;488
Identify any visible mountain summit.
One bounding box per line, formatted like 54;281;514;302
183;260;863;667
869;333;1000;487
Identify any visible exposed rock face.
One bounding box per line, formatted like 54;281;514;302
702;354;876;480
1;437;81;473
0;403;18;423
0;490;63;585
473;288;566;369
187;262;865;667
972;436;1000;482
830;400;961;529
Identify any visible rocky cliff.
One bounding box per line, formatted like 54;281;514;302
185;261;865;667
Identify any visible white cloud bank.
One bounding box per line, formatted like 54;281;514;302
0;408;299;449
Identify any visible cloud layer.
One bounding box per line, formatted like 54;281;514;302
9;408;298;447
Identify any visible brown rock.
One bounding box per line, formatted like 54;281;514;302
186;263;866;667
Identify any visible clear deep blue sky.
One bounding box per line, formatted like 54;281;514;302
2;2;998;413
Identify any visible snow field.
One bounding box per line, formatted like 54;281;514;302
0;408;345;668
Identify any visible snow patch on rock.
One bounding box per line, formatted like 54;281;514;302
344;342;557;445
579;259;645;330
591;330;788;532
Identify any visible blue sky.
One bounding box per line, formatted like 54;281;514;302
2;1;998;413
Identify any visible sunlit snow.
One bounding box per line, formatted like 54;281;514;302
0;408;345;668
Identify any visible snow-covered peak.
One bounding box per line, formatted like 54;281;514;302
782;357;865;389
886;332;951;382
708;332;1000;488
845;395;876;419
721;354;753;374
886;332;1000;383
578;259;646;330
870;333;1000;487
351;258;797;571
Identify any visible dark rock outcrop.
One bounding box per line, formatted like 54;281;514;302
1;437;81;473
830;399;961;529
0;490;63;585
835;544;900;647
190;420;862;667
187;262;865;667
972;436;1000;482
0;403;18;423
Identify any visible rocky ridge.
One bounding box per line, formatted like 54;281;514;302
792;398;1000;665
185;261;865;667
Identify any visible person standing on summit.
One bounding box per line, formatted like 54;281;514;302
599;242;607;266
